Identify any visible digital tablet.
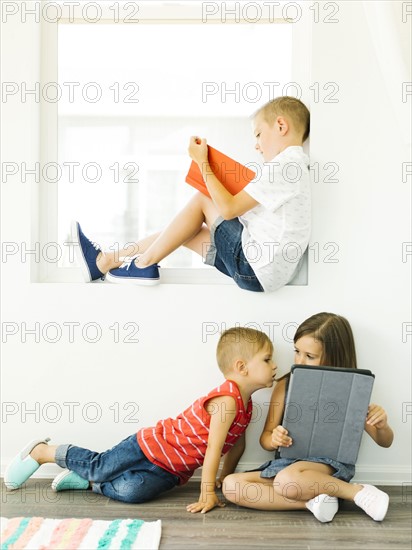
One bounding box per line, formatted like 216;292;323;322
279;365;375;465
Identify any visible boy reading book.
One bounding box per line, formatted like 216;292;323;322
185;145;257;197
72;96;311;292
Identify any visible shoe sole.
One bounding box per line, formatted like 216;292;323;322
374;493;389;521
105;272;160;286
71;221;92;282
51;469;71;492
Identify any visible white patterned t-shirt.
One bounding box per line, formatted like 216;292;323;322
239;146;311;292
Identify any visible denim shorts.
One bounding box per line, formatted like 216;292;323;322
255;457;355;483
205;217;264;292
55;434;180;504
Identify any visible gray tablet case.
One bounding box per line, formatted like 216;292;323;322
279;365;375;465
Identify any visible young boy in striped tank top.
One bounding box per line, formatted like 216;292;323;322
5;328;276;514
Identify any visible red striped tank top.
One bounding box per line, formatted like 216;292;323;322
137;379;252;484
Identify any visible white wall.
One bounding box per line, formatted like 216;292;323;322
1;1;411;486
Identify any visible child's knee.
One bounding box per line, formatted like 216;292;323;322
273;467;301;497
101;477;149;504
222;474;240;503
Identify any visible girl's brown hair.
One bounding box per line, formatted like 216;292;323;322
294;312;357;369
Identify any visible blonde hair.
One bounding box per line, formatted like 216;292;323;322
254;96;310;142
216;327;273;374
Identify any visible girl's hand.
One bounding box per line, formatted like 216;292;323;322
271;425;292;448
366;404;389;429
188;136;208;165
186;492;225;514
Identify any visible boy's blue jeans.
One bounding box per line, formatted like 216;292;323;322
55;434;180;503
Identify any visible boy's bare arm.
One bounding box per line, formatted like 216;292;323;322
216;432;246;487
201;167;258;219
186;395;238;514
188;137;258;219
364;403;394;448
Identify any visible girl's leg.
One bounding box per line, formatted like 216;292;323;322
222;471;306;511
97;192;218;273
274;461;359;501
274;461;390;521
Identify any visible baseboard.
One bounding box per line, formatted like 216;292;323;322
1;462;411;486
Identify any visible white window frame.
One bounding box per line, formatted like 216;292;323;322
38;1;311;284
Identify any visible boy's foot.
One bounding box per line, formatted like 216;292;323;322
52;469;89;492
305;494;339;523
106;260;160;285
71;221;105;282
353;484;389;521
4;438;51;490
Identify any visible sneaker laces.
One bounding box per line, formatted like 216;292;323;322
87;237;101;251
118;255;139;270
356;488;375;508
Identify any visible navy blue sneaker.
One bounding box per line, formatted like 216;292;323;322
106;260;160;285
71;221;105;282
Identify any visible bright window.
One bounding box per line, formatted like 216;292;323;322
39;2;310;283
56;21;292;270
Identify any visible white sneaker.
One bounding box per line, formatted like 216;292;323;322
353;484;389;521
306;494;339;522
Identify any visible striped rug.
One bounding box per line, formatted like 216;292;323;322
0;517;161;549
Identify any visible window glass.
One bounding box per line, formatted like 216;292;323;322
58;23;292;268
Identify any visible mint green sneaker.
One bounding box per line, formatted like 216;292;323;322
4;437;51;490
52;469;89;492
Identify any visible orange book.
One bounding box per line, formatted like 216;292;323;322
185;146;256;197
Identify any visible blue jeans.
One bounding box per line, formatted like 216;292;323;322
55;434;180;503
205;217;264;292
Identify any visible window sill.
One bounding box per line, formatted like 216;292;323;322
37;254;308;286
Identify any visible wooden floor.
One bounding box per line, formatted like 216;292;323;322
1;480;411;549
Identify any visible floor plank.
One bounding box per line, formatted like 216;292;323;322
1;480;411;549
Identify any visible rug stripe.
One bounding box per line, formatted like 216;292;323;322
9;517;44;550
25;518;56;550
97;519;121;549
1;517;30;550
1;517;23;547
134;521;162;550
0;518;160;550
121;519;144;550
42;517;73;549
55;518;82;549
78;520;108;550
67;518;93;550
109;519;144;550
110;519;131;549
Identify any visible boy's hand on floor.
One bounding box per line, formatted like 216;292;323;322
186;492;225;514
